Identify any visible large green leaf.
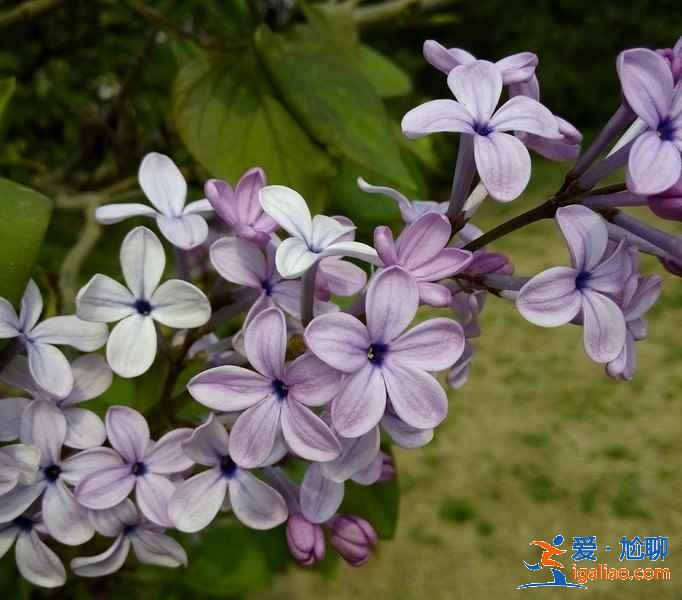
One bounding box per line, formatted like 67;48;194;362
172;50;333;205
0;77;14;124
0;178;52;305
254;26;418;195
357;46;412;98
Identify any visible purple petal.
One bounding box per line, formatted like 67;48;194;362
474;131;531;202
156;214;208;250
351;453;383;486
136;473;175;527
304;313;370;373
229;396;281;468
281;401;340;462
382;360;447;429
556;204;608;272
495;52;538;84
317;259;367;297
144;428;194;474
401;99;474;138
42;479;94;545
374;226;398;266
76;467;136;509
244;307;286;378
624;274;662;321
627;131;681;195
188;365;272;411
516;267;582;327
0;397;30;441
106;405;149;462
410;247;473;280
15;530;66;588
606;331;636;381
447;60;501;123
321;427;380;483
381;413;433;448
395;213;451;269
331;364;386;438
617;48;674;129
130;529;187;567
228;469;288;530
150;279;211;328
168;468;226;532
285;353;342;407
235;167;267;224
581;290;627;363
182;414;229;466
60;447;124;487
63;408;106;450
300;463;344;524
366;266;418;343
417;282;453;307
209;236;268;288
20;400;66;465
489;95;560;137
71;535;131;577
390;318;465;371
587;241;628;294
89;499;137;536
423;40;473;74
0;481;46;522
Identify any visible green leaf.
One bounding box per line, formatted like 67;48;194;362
0;178;52;305
0;77;14;123
172;51;333;206
254;26;418;195
357;46;412;98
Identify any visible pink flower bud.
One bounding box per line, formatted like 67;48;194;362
286;513;325;566
328;514;378;567
378;452;396;482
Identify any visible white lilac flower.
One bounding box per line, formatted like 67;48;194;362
76;226;211;377
0;353;111;449
259;185;380;278
0;280;108;397
71;499;187;577
96;152;213;249
0;443;40;495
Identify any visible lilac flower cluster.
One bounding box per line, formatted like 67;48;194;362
1;36;680;588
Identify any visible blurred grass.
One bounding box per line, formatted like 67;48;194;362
251;160;682;599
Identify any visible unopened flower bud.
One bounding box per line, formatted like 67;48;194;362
648;178;682;221
328;514;378;567
286;513;325;566
378;452;396;482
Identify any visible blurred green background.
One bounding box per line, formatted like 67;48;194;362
0;0;680;598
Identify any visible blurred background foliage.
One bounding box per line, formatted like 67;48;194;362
0;0;680;598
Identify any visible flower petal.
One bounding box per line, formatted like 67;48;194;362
20;400;66;465
75;466;136;509
516;267;582;327
188;365;272;411
381;413;433;448
423;40;473;74
168;468;226;532
489;95;560;137
210;236;268;288
144;428;194;474
366;266;418;343
259;185;313;241
447;60;502;123
76;274;136;322
138;152;187;216
417;282;452;307
234;167;267;224
395;212;451;269
60;447;124;487
304;313;370;373
318;240;380;265
244;306;286;379
42;479;94;545
310;215;355;251
627;131;681;195
19;280;43;332
300;463;344;524
0;297;20;337
150;279;210;328
156;214;208;250
0;482;46;522
331;363;386;438
317;259;367;297
390;318;465;371
64;353;113;404
581;290;627;363
130;529;187;567
120;226;165;300
96;203;158;224
229;470;288;530
321;427;380;483
401;99;474;138
495;52;538;85
106;405;149;462
136;473;175;527
183;198;213;215
71;535;131;577
0;397;30;441
275;237;319;279
285;353;342;407
182;413;229;466
63;408;106;449
281;401;340;462
474;131;531;202
229;396;281;468
106;314;157;378
30;315;108;351
556;204;608;272
16;530;66;588
382;359;447;429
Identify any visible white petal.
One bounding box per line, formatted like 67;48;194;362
19;280;43;332
120;226;166;300
16;530;66;588
319;241;380;265
228;469;288;530
0;481;46;522
259;185;313;242
447;60;502;123
130;529;187;568
138;152;187;217
76;274;136;322
0;526;19;559
275;237;319;279
71;535;131;577
0;296;20;337
0;397;30;441
156;214;208;250
63;354;113;404
42;479;94;545
321;427;380;483
150;279;211;328
168;468;227;532
20;400;66;464
25;343;72;401
63;408;106;449
135;473;175;527
183;198;214;215
30;315;108;351
310;215;355;251
106;314;157;378
96;203;158;224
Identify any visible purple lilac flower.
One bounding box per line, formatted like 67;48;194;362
321;425;380;484
305;266;465;437
96;152;213;249
75;406;193;526
617;48;682;195
76;226;211;377
374;212;473;307
380;409;434;448
1;353;111;449
378;452;396;482
447;342;475;390
0;512;66;588
647;175;682;221
658;36;682;83
516;205;628;363
0;280;108;398
607;273;661;380
327;514;378;567
299;463;344;524
0;402;95;545
0;443;40;495
204;167;278;246
168;414;287;532
402;60;560;201
71;499;187;577
286;512;325;566
259;185;379;278
188;307;342;467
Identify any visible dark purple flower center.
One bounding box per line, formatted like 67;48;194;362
131;461;147;476
220;456;237;478
262;279;273;296
473;121;493;136
14;516;34;531
44;464;61;482
575;271;591;290
367;343;388;366
272;378;289;400
657;116;675;142
123;524;137;536
135;299;153;316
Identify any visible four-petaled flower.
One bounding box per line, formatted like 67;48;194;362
76;226;211;377
96;152;213;249
305;266;465;437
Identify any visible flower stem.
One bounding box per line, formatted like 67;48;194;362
301;263;319;327
174;247;191;281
